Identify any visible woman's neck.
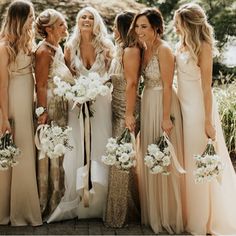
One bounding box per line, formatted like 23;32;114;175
80;32;93;45
144;37;161;51
45;37;59;47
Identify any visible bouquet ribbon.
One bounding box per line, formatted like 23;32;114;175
82;102;91;208
35;124;49;160
163;132;186;174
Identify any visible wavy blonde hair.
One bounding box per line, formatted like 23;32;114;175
0;0;34;64
175;3;216;62
66;6;114;70
35;9;66;39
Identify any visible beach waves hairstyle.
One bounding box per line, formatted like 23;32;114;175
66;6;114;70
0;0;34;64
175;3;216;62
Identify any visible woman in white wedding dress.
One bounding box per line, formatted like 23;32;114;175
174;3;236;235
48;7;114;222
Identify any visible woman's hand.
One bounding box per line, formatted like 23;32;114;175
161;119;173;136
37;112;48;125
125;114;136;132
1;118;11;135
205;121;216;140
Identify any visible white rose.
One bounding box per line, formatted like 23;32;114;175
52;126;62;136
144;155;154;168
101;155;116;165
54;143;66;156
151;165;164;174
118;153;130;163
162;155;171;166
147;144;159;156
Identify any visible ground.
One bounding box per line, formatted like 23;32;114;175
1;157;235;235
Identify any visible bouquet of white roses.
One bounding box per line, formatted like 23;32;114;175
53;72;111;110
194;139;224;184
0;131;20;170
144;132;172;175
101;128;136;170
35;122;73;159
144;132;186;175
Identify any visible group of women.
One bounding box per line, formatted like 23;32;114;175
0;0;236;235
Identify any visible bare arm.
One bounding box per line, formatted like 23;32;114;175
158;43;175;136
199;42;216;139
64;46;76;76
0;44;11;134
35;46;51;124
123;47;141;132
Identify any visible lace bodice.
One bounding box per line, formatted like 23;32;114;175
175;51;201;82
142;54;162;88
73;46;108;78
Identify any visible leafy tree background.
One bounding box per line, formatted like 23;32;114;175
136;0;236;82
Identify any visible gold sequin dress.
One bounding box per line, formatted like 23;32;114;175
36;41;74;221
105;46;141;228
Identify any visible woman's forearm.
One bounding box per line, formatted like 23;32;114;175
125;80;137;117
0;88;9;120
162;85;172;121
36;85;47;108
203;87;213;123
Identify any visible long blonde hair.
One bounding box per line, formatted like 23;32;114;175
175;3;216;62
0;0;34;64
66;6;114;70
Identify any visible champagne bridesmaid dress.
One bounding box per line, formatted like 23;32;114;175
0;51;42;226
139;50;185;234
176;50;236;235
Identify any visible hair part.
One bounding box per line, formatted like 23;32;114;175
0;0;34;64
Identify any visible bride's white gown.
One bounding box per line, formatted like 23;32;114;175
176;50;236;235
48;48;112;222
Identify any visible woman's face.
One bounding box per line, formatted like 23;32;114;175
174;13;182;35
78;11;94;33
134;15;154;43
113;20;120;40
24;7;34;30
53;17;68;39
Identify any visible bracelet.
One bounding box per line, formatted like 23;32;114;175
35;106;47;117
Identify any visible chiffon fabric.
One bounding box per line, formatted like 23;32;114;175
138;51;185;234
36;41;74;221
0;52;42;226
105;46;141;228
176;50;236;235
48;46;112;222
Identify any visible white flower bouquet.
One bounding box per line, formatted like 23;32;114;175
101;128;136;171
194;139;224;184
0;131;20;170
144;133;172;175
35;122;73;159
53;72;111;111
144;132;186;175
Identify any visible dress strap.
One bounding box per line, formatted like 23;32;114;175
43;41;59;51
